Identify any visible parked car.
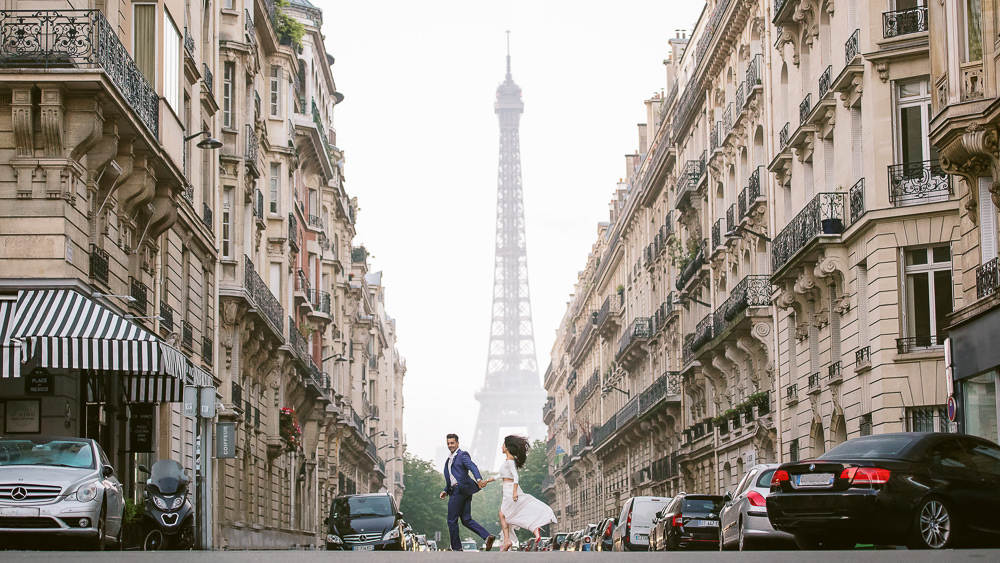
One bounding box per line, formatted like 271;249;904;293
537;536;552;551
461;538;480;552
612;496;671;551
563;529;580;551
0;435;125;550
719;464;795;550
426;539;438;551
401;524;415;550
551;531;569;550
651;493;723;550
415;533;428;551
325;493;405;551
767;432;1000;549
595;516;617;551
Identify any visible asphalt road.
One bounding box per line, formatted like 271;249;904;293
2;550;1000;562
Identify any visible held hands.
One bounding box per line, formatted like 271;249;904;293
477;478;494;489
439;491;447;499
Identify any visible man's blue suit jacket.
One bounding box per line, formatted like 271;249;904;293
442;449;483;497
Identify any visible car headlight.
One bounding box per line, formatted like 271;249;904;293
76;481;100;502
383;528;401;541
326;534;343;544
152;495;169;510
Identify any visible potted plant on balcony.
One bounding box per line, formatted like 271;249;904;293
279;407;302;453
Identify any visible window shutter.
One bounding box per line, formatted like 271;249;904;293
852;108;863;181
980;177;998;262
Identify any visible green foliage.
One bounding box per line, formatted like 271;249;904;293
399;453;449;542
668;236;703;269
275;0;306;50
124;498;143;524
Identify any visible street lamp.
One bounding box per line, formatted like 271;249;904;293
673;294;710;308
183;130;224;150
93;292;137;303
725;224;772;243
603;384;630;398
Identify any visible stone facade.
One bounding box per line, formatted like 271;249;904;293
544;0;958;530
0;0;404;550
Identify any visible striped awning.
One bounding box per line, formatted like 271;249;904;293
1;289;189;402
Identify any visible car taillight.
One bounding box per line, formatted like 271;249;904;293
770;469;790;490
606;522;613;536
626;510;632;532
840;466;891;485
747;491;767;507
671;514;684;527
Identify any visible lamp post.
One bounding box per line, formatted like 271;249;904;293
183;130;224;150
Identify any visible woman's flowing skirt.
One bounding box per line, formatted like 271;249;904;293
501;482;557;532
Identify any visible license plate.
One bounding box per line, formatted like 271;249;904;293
633;534;648;541
0;507;40;517
696;520;719;527
353;545;374;551
797;473;834;487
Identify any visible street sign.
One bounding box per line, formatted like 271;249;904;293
947;395;958;423
25;368;53;395
200;386;216;418
216;422;236;458
129;403;155;452
183;386;198;418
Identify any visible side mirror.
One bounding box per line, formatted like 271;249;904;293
102;465;114;478
323;517;329;526
723;491;733;504
137;464;149;474
397;511;404;518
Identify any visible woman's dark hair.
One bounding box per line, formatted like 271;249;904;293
504;435;529;468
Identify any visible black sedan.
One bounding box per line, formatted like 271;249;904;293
651;493;724;550
766;432;1000;549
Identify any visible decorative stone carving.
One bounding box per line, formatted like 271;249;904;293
11;87;34;159
875;61;889;82
939;122;1000;209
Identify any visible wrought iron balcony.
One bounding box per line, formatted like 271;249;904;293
566;370;577;390
288;212;299;252
779;122;790;150
675;239;707;290
849;178;866;223
712;218;723;249
244;255;284;336
716;275;771;332
807;372;821;393
296;268;311;294
735;83;745;118
159;301;174;333
288;317;310;365
896;335;945;354
827;361;842;384
308;214;322;229
129;276;149;315
201;63;213;97
786;383;798;404
542;397;556;422
856;345;871;368
309;289;331;314
637;372;680;415
677;158;706;193
660;215;675;244
596;294;621;332
711;121;722;152
89;245;109;286
573;370;600;411
0;10;159;138
202;203;212;229
682;333;696;366
231;382;243;409
202;336;213;366
184;27;195;55
845;29;860;64
254;90;261;122
977;257;999;300
749;165;764;204
746;54;763;93
312;97;336;165
254;189;264;223
181;321;194;351
819;65;833;99
245;124;259;176
883;7;928;39
616;317;653;360
799;93;812;125
723;104;733;134
691;313;714;351
352;246;367;263
739;187;748;221
727;204;736;232
887;160;950;206
772;193;847;274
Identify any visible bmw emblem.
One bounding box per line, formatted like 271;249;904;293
809;464;815;471
10;486;27;500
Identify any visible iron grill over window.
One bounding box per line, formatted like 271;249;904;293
883;6;928;39
129;277;149;315
89;245;109;286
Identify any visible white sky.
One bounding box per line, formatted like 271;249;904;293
322;0;707;467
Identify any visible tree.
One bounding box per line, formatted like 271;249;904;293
399;453;448;542
518;440;548;499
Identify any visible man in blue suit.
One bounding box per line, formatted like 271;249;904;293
439;433;496;551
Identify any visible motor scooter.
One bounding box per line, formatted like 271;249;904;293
137;460;195;550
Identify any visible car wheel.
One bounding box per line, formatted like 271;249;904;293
794;533;821;550
737;519;752;551
89;506;107;551
909;496;953;550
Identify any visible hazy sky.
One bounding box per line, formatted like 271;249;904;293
322;0;707;468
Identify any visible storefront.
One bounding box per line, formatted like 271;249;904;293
0;287;191;498
949;306;1000;444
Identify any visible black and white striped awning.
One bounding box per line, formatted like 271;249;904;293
1;289;189;402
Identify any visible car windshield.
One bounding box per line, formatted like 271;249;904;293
0;438;94;468
820;436;916;460
331;496;393;518
755;469;776;488
631;499;669;522
149;459;189;495
462;541;478;550
684;497;724;512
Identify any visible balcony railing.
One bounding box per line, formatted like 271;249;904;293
735;83;745;117
245;124;259;175
883;7;928;39
596;295;620;329
727;204;736;233
309;289;331;314
89;245;109;286
202;62;213;96
636;372;680;417
184;27;194;54
308;214;322;229
202;203;212;229
677;158;706;192
616;317;653;359
808;372;821;393
887;160;951;206
845;28;860;64
749;165;763;205
312;97;336;165
129;276;149;315
739;186;748;221
181;321;194;351
723;104;733;134
717;275;771;331
779;122;790;149
244;255;284;335
856;345;871;366
254;189;264;222
819;65;833;99
288;212;299;252
0;10;159;138
675;239;707;290
786;384;798;404
159;301;174;333
746;54;763;93
691;313;714;351
711;121;722;152
573;369;600;411
288;317;310;364
202;336;213;366
896;335;945;354
828;361;842;384
712;218;723;249
772;193;847;273
977;257;999;299
849;178;866;223
352;246;367;263
799;93;812;125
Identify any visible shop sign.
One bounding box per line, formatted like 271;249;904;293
216;422;236;459
129;403;155;453
25;368;53;395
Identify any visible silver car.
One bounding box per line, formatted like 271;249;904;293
0;435;124;549
719;463;794;550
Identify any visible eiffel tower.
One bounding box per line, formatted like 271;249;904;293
471;34;547;470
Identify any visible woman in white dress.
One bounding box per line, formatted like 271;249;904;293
484;435;557;551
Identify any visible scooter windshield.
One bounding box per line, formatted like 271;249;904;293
149;460;190;495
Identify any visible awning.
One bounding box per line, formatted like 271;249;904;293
1;289;188;402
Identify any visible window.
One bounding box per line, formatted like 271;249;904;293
163;13;181;113
903;246;953;347
270;65;281;117
223;62;234;128
963;371;998;443
308;189;317;217
895;79;936;166
964;0;983;62
906;406;951;433
980;178;998;263
222;187;233;259
927;440;974;469
269;163;280;214
223;0;234;8
133;4;156;85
